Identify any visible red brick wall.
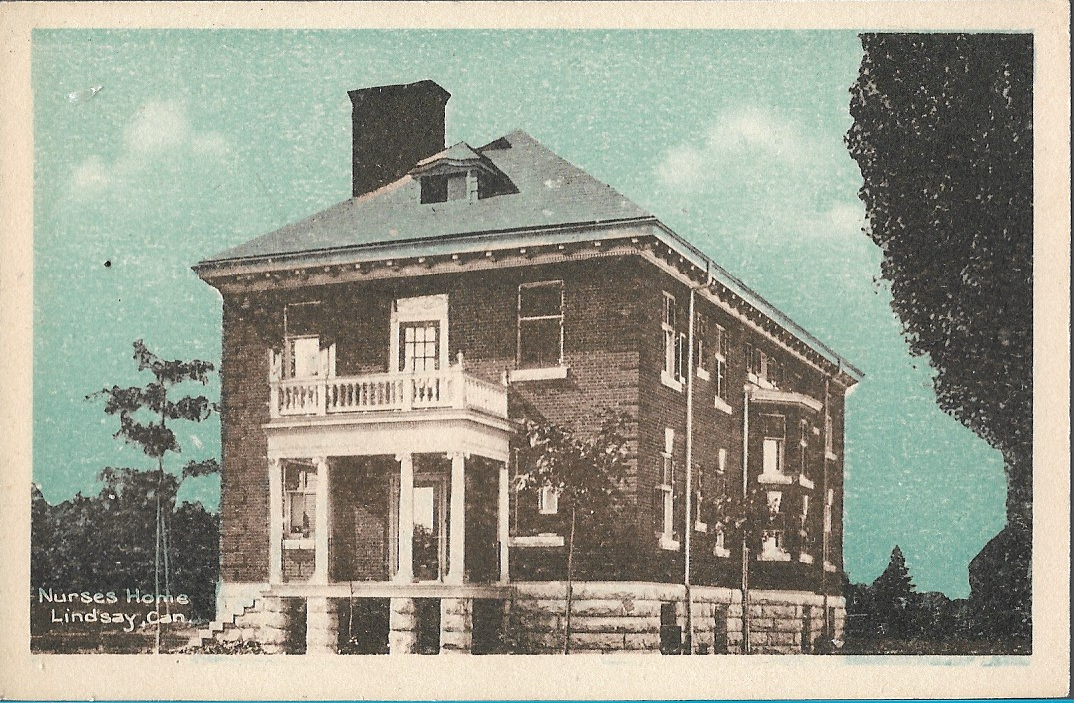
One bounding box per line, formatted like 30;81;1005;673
215;253;849;590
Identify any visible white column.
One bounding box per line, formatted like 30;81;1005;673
447;453;466;584
313;456;330;584
395;453;415;583
498;460;510;584
268;458;283;585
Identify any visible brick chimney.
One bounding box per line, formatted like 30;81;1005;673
347;80;451;198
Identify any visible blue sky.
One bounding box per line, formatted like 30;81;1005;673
31;29;1007;597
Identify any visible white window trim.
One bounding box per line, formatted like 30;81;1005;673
696;367;710;381
661;292;683;391
713;530;731;558
824;561;838;572
390;294;449;373
661;370;684;392
714;396;733;415
659;534;681;551
825;450;840;462
282;538;315;550
798;474;815;490
538;485;560;515
799;553;815;565
509;366;569;382
510;533;565;548
517;280;565;370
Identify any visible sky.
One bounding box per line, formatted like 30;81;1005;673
31;29;1008;598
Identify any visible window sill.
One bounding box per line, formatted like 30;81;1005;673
713;546;731;558
823;561;838;573
798;474;815;490
658;534;681;551
694;521;708;533
825;450;839;462
799;553;815;565
758;549;792;562
660;371;684;392
510;366;569;382
696;367;710;381
510;533;564;548
714;397;733;415
283;538;314;550
748;374;774;390
758;472;794;485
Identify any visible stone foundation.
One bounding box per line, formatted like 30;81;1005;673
202;582;845;655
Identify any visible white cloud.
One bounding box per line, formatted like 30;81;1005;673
71;155;111;193
657;106;809;189
70;99;231;198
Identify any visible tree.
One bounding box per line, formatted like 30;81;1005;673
514;409;632;654
87;340;217;652
871;545;917;639
845;33;1033;522
845;33;1033;643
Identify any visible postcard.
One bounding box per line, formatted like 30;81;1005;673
0;1;1068;699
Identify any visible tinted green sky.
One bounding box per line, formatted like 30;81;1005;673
32;29;1007;597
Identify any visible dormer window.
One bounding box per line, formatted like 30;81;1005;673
420;173;469;204
412;141;517;205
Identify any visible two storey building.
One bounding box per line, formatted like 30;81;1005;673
193;80;861;655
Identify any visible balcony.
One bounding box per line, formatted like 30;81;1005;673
270;367;508;420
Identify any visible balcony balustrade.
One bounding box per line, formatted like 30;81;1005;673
270;366;508;420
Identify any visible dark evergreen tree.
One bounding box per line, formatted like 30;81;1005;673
872;545;916;638
845;33;1033;644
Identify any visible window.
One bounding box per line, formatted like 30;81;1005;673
655;428;676;546
661;293;683;388
659;603;682;654
825;414;835;454
823;489;834;565
290;336;321;379
420;173;468;204
761;414;786;476
538;486;559;515
799;420;809;476
768;356;783;387
285;464;317;539
693;464;706;531
713;324;726;359
761;490;789;559
824;489;834;533
391;294;449;374
399;321;441;372
695;316;707;373
715;357;727;401
284;301;325;379
518;281;564;369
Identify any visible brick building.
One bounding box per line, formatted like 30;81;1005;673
193;80;861;654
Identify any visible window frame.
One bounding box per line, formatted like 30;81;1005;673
537;485;560;515
517;280;565;370
661;292;683;391
284;464;317;541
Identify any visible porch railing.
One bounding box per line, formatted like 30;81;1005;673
271;366;508;420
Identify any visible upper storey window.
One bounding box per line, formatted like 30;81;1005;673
661;292;686;391
283;301;332;379
745;343;782;389
518;281;564;369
